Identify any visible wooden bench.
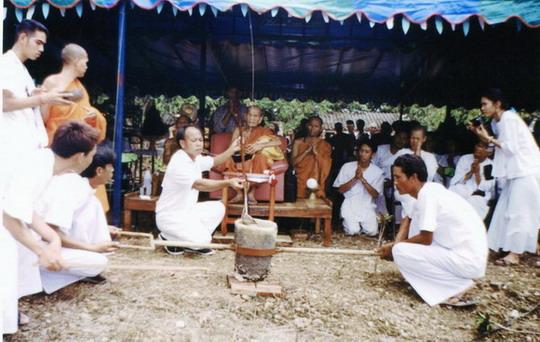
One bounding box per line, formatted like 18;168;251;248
123;192;158;230
220;198;333;246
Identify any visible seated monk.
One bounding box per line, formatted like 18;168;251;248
163;114;192;166
292;116;332;198
42;44;108;210
217;105;285;203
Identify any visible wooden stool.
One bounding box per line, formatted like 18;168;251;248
123;192;159;230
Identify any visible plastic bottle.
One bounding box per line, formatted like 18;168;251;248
141;170;152;196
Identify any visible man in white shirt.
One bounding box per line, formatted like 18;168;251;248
156;125;244;255
333;140;384;236
377;154;488;306
36;143;120;293
449;141;494;219
2;121;101;332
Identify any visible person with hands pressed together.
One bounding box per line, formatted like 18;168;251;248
156;125;244;256
470;89;540;266
377;154;488;307
292;116;332;199
333;140;384;236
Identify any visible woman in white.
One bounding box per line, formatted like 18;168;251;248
449;141;495;219
472;89;540;266
333;140;384;236
378;154;488;306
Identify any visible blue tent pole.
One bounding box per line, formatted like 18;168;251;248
112;0;127;226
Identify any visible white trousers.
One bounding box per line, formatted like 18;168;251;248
488;174;540;254
341;197;378;236
450;184;490;219
1;228;18;336
17;238;42;298
392;242;485;306
157;201;225;244
40;248;108;294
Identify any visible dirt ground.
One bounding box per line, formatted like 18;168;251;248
6;231;540;342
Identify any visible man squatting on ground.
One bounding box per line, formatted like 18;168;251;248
377;154;488;306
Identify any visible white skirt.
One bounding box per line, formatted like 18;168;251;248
488;174;540;254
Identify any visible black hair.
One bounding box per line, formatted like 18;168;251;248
175;124;201;143
308;116;323;125
410;125;427;137
481;88;509;110
356;119;365;129
81;143;115;178
356;138;378;154
51;121;99;158
346;120;354;125
15;19;48;41
393;154;428;182
334;122;343;129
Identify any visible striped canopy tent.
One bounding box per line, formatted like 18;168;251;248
3;1;540;223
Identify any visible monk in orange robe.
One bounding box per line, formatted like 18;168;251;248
42;43;106;145
42;44;108;211
217;105;284;203
292;116;332;199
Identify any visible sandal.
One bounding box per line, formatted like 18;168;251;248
494;258;519;266
440;297;477;308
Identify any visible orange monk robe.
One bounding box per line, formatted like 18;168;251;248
295;139;332;199
45;79;107;145
217;127;284;174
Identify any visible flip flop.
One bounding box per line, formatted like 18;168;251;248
441;298;477;308
494;258;518;266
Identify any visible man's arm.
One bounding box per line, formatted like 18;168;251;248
2;88;71;113
192;177;243;192
213;137;240;167
3;212;64;271
49;224;118;253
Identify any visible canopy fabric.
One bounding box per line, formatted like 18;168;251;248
7;0;540;27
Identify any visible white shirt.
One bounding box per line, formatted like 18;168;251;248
3;149;55;224
449;154;494;194
492;110;540;179
333;162;384;205
372;144;397;179
409;183;487;261
156;150;214;216
394;148;438;182
0;50;48;155
35;174;109;243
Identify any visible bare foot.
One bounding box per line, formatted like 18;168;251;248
229;194;243;203
247;195;258;204
495;252;520;266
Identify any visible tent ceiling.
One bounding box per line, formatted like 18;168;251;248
7;0;540;27
3;2;540;109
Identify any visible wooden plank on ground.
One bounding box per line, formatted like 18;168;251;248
227;275;282;297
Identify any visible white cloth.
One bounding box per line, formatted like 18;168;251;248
487;110;540;254
35;173;111;293
449;155;495;218
491;110;540;179
0;227;18;335
392;183;488;306
433;154;460;187
372;144;395;180
3;149;55;298
0;50;48;167
333;162;384;235
156;150;224;243
488;174;540;254
36;174;111;244
40;248;107;294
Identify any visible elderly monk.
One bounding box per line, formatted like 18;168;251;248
217;105;284;203
42;43;106;144
42;43;109;211
292;116;332;198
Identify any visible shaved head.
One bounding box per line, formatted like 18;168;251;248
61;43;87;65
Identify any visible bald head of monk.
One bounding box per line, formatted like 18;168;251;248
61;43;89;78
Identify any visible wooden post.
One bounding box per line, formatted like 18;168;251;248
323;217;332;247
268;182;276;221
221;186;229;235
123;209;131;231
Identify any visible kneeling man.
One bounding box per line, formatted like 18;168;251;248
377;154;488;306
156;125;243;255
